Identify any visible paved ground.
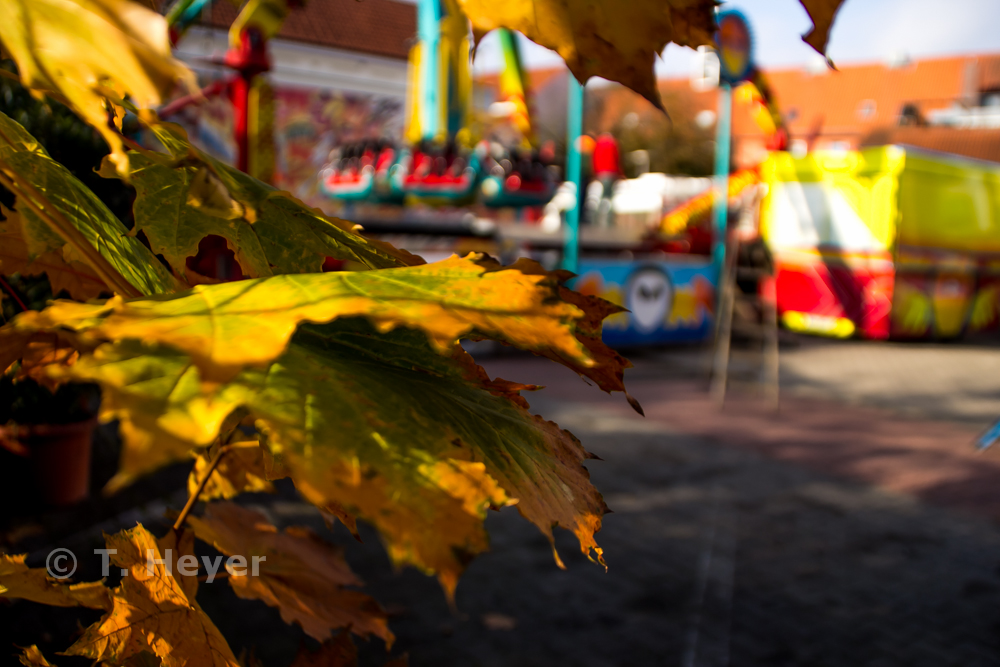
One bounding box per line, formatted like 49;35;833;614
642;334;1000;425
5;336;1000;666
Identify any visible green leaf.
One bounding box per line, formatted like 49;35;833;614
0;111;179;297
102;122;421;279
45;319;607;594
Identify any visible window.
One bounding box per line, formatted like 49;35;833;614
899;103;925;126
856;99;876;121
982;91;1000;108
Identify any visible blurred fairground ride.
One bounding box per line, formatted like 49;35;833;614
161;0;999;344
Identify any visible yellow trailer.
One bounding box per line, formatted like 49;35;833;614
760;146;1000;339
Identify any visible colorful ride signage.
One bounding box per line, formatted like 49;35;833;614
716;10;754;85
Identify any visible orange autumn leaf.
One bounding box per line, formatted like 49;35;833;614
185;502;392;645
799;0;847;54
456;0;717;110
482;257;638;410
289;629;357;667
187;441;276;501
12;338;80;392
0;204;109;301
0;554;111;611
64;524;238;667
456;1;847;110
157;527;199;600
290;457;509;598
318;499;362;541
17;645;55;667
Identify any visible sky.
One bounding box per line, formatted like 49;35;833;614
470;0;1000;78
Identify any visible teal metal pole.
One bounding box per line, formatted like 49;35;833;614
563;75;584;273
417;0;442;140
711;83;733;285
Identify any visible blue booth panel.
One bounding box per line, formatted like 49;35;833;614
571;258;717;347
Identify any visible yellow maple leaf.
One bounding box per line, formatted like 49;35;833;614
7;254;590;383
186;502;393;645
491;257;638;411
63;524;239;667
289;456;512;597
41;321;606;596
0;0;194;175
0;554;111;611
0;261;622;592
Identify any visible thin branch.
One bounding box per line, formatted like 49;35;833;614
172;444;230;532
158;78;230;118
0;275;27;312
0;163;141;298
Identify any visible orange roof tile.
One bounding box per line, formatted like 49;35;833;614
734;57;969;140
573;54;1000;147
582;78;715;134
201;0;416;60
976;54;1000;91
473;65;567;97
728;54;1000;143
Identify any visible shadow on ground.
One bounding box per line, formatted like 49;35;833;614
4;339;1000;666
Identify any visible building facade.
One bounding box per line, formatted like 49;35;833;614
579;53;1000;169
172;0;416;208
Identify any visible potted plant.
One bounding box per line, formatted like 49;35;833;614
0;273;100;506
0;374;99;506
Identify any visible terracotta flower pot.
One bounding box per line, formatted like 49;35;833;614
0;418;96;506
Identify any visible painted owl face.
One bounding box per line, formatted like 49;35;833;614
627;267;672;333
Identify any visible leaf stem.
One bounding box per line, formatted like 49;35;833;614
0;161;141;298
0;274;27;312
173;444;230;531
